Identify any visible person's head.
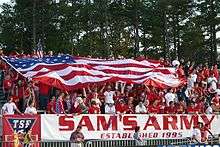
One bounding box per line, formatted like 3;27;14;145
55;89;61;96
169;101;174;107
138;102;143;107
60;92;65;97
210;72;214;77
82;96;86;103
51;96;56;101
29;101;35;107
139;95;145;102
91;100;96;107
153;99;159;106
0;49;3;55
48;50;53;56
128;97;134;102
134;126;140;133
194;82;199;88
65;94;70;100
198;122;203;128
119;99;125;106
107;86;111;91
108;103;114;107
76;126;82;132
8;97;13;103
167;88;172;93
92;92;98;99
190;101;195;108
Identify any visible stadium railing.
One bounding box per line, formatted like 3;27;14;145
1;138;220;147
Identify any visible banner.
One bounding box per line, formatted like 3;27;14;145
41;114;220;140
2;115;41;147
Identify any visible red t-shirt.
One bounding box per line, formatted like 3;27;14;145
212;96;220;107
187;106;198;114
176;67;185;78
0;62;6;70
88;106;100;114
201;126;209;142
126;105;135;114
148;105;160;114
164;106;176;114
213;68;219;80
203;68;210;79
17;86;24;99
194;87;203;96
195;101;205;113
147;92;158;104
47;101;55;114
71;105;83;114
3;79;12;90
115;104;128;113
39;83;50;95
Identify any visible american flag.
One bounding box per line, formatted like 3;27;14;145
2;55;183;90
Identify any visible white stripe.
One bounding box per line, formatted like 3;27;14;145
24;66;176;80
75;59;161;67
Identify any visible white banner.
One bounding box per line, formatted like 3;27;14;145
41;114;220;140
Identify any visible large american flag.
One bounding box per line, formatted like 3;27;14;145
2;55;183;90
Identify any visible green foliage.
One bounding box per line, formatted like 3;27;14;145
0;0;219;63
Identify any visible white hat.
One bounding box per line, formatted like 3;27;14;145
172;60;180;67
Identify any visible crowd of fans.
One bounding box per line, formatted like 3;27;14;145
1;49;220;115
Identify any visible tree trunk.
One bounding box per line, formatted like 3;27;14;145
33;0;37;49
134;1;139;57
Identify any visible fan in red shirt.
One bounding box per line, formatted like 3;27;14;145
212;65;219;80
203;65;210;80
116;99;128;114
194;83;204;96
195;98;205;113
211;93;220;110
88;101;101;114
176;104;185;114
46;96;56;114
199;123;214;143
3;74;12;99
187;101;198;114
176;65;185;78
148;99;160;114
39;83;51;109
164;101;176;114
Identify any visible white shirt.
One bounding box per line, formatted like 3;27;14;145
187;77;194;89
135;105;147;113
105;104;116;114
2;102;17;114
192;128;201;142
191;74;197;83
207;77;217;90
104;91;115;103
165;92;176;106
24;106;37;114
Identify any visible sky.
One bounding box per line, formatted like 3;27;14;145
0;0;10;4
0;0;11;12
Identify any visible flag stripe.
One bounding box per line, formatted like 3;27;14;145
2;55;183;90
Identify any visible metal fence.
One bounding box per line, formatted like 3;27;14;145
0;137;220;147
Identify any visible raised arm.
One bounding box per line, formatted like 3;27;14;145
83;88;87;97
100;83;106;93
